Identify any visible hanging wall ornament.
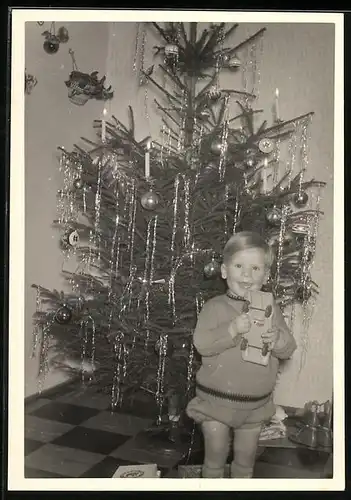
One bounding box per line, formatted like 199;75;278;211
55;305;72;324
57;26;70;44
258;138;275;154
25;70;38;95
41;22;62;54
65;49;114;106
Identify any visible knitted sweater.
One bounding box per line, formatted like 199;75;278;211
193;294;297;409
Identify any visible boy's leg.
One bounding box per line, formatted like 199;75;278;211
231;424;262;478
201;420;231;478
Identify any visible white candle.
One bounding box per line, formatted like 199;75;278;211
101;108;108;143
145;139;152;179
262;158;268;194
274;88;280;122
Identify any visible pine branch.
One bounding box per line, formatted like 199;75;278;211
263;112;314;136
222;23;239;41
151;22;173;43
158;65;187;92
225;27;266;55
154;99;181;128
201;23;225;55
146;74;183;106
178;22;188;44
222;89;256;99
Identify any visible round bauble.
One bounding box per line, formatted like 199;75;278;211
258;138;275;154
227;56;241;69
73;178;84;190
207;86;222;101
57;26;69;43
68;230;80;247
293;191;309;208
295;285;312;303
43;37;60;54
266;207;282;226
210;138;227;156
204;259;221;279
55;305;72;324
140;190;160;211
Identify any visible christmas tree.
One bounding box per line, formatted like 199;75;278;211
32;22;325;423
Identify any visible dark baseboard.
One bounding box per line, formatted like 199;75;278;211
24;376;79;406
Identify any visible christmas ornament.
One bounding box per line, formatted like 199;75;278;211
25;70;37;95
141;190;160;211
293;191;309;208
73;178;84;190
66;49;114;106
55;305;72;324
198;109;211;120
258;138;275;154
295;285;312;303
57;26;69;43
246;158;255;168
291;222;310;235
207;86;222;101
164;43;179;68
43;35;60;54
155;337;174;357
204;259;221;279
227;56;241;69
211;138;226;155
67;230;80;247
266;207;282;225
164;43;179;57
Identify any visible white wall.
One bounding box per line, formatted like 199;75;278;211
25;21;334;407
25;22;109;396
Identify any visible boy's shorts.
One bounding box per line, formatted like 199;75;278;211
186;392;275;429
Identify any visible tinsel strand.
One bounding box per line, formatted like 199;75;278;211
155;334;168;425
170;175;181;265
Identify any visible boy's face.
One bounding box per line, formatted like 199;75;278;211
221;247;268;298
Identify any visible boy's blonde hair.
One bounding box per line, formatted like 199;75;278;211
222;231;273;268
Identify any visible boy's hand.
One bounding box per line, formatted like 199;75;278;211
234;314;251;335
262;328;280;347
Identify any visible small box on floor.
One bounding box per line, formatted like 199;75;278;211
113;464;161;478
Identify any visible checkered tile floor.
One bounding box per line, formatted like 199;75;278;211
25;383;332;479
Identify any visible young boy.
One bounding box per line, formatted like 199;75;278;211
186;231;297;479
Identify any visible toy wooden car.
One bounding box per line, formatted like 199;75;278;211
240;290;274;366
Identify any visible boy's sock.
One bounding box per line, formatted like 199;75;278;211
230;461;253;478
202;465;225;478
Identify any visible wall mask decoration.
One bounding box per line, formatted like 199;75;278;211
65;49;114;106
42;22;69;55
25;69;38;95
